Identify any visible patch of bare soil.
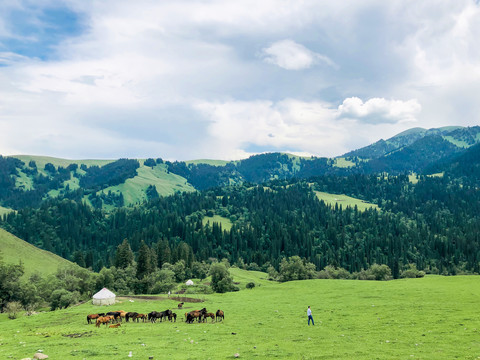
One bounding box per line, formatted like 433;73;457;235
117;295;204;303
62;331;93;338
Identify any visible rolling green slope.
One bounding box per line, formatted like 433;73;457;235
99;163;195;207
12;155;114;169
0;228;73;278
314;191;379;211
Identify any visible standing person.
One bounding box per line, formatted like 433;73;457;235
307;306;314;325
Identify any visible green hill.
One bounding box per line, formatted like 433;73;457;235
0;228;73;278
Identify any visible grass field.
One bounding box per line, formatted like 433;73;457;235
0;228;73;278
202;215;233;232
93;164;195;209
314;191;379;212
0;206;14;217
11;155;114;169
0;273;479;359
333;157;356;168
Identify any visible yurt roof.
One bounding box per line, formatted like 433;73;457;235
93;287;116;299
185;279;194;285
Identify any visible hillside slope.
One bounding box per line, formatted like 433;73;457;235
0;228;73;278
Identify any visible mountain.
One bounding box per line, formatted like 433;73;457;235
1;125;479;211
343;126;475;159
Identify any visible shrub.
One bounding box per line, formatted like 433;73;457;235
5;301;22;319
246;282;255;289
400;264;426;278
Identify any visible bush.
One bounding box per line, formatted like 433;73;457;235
4;301;22;319
246;282;255;289
400;264;426;278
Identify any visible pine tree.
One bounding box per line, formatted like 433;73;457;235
114;239;134;269
136;241;152;279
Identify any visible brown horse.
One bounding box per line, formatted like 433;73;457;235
95;316;113;327
186;308;207;323
216;309;224;322
87;314;99;324
135;313;147;322
178;302;184;308
203;312;215;323
109;323;121;328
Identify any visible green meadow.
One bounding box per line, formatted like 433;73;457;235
314;191;379;212
202;215;233;232
0;228;73;279
1;273;479;359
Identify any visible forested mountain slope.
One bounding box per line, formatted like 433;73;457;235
2;173;479;277
0;126;479;212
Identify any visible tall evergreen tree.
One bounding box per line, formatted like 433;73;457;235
114;239;134;269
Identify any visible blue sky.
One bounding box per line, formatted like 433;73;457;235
0;0;479;160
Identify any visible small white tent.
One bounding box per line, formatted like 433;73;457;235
185;279;194;286
92;287;116;306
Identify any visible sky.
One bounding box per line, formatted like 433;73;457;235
0;0;479;160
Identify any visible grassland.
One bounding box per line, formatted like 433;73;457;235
98;164;195;208
11;155;114;169
333;157;356;168
0;228;73;278
0;206;14;217
314;191;379;212
202;215;233;232
0;273;479;359
185;159;230;166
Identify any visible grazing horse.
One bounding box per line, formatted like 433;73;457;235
87;314;100;324
148;311;160;323
135;313;147;322
148;310;172;323
125;312;139;322
178;302;184;308
203;312;215;323
106;311;122;323
186;308;207;324
168;312;177;322
95;316;113;327
216;309;224;322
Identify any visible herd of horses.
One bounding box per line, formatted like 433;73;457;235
87;304;225;328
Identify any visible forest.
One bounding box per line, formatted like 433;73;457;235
2;171;479;280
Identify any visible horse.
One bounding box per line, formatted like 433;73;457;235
95;316;113;327
125;312;139;322
216;309;224;322
106;311;122;323
186;308;207;324
203;312;215;323
87;314;99;324
135;313;147;322
168;312;177;322
178;302;184;308
109;323;121;328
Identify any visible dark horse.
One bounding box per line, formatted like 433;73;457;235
149;309;172;323
125;312;139;322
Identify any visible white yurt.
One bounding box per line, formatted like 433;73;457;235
92;287;116;306
185;279;194;286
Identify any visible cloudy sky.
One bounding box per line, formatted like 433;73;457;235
0;0;479;160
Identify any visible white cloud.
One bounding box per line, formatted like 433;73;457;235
0;0;479;160
261;39;336;70
337;97;421;124
195;99;350;159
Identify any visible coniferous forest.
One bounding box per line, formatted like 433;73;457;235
2;172;479;278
